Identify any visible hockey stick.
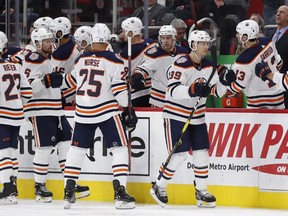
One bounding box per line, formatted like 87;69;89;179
127;36;132;172
158;45;217;180
189;0;199;30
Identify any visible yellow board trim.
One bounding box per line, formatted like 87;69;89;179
12;179;288;209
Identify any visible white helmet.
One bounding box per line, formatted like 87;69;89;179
236;19;259;42
74;26;92;49
188;30;211;51
0;39;6;53
33;16;53;29
0;31;8;49
31;27;54;49
49;17;71;39
121;17;143;37
159;25;177;39
91;23;110;43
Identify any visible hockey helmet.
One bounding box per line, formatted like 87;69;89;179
0;31;8;49
31;27;54;49
74;26;92;49
33;16;53;29
121;17;143;37
188;30;211;51
236;19;259;42
91;23;110;43
158;25;177;39
0;39;6;53
49;17;71;39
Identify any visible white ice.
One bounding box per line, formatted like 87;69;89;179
0;200;287;216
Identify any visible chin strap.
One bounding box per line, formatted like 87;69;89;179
192;51;204;61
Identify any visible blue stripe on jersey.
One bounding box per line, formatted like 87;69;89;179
76;99;117;110
246;92;284;99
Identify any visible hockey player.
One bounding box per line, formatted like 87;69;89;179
226;19;284;109
0;35;33;204
131;25;189;107
21;27;72;203
49;16;80;103
51;23;137;209
49;17;90;199
119;17;156;107
150;30;234;208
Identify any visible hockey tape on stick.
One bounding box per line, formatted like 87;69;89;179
158;45;217;180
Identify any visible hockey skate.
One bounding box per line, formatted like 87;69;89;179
113;179;135;209
195;188;216;208
0;178;18;205
64;179;76;209
10;176;18;197
75;184;90;199
150;181;168;208
35;183;53;203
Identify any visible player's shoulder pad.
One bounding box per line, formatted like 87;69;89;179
175;45;190;54
174;54;191;67
258;37;271;46
0;59;7;64
145;46;161;57
236;41;263;64
52;39;77;60
2;46;22;59
25;52;46;63
91;51;123;64
144;38;156;45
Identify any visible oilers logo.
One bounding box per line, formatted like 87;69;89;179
194;77;208;85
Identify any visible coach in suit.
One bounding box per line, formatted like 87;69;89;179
273;5;288;108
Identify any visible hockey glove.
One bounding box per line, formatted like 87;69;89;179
255;61;271;81
188;82;211;98
217;65;236;86
131;73;145;91
121;107;138;132
43;72;63;88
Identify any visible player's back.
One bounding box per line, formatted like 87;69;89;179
0;59;31;125
233;37;284;108
72;50;126;123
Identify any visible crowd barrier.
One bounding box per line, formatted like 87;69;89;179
15;108;288;209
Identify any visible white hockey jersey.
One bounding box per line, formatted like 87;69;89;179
119;38;156;101
134;45;188;107
63;50;128;124
22;52;64;118
163;55;227;125
0;59;32;126
229;37;284;109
